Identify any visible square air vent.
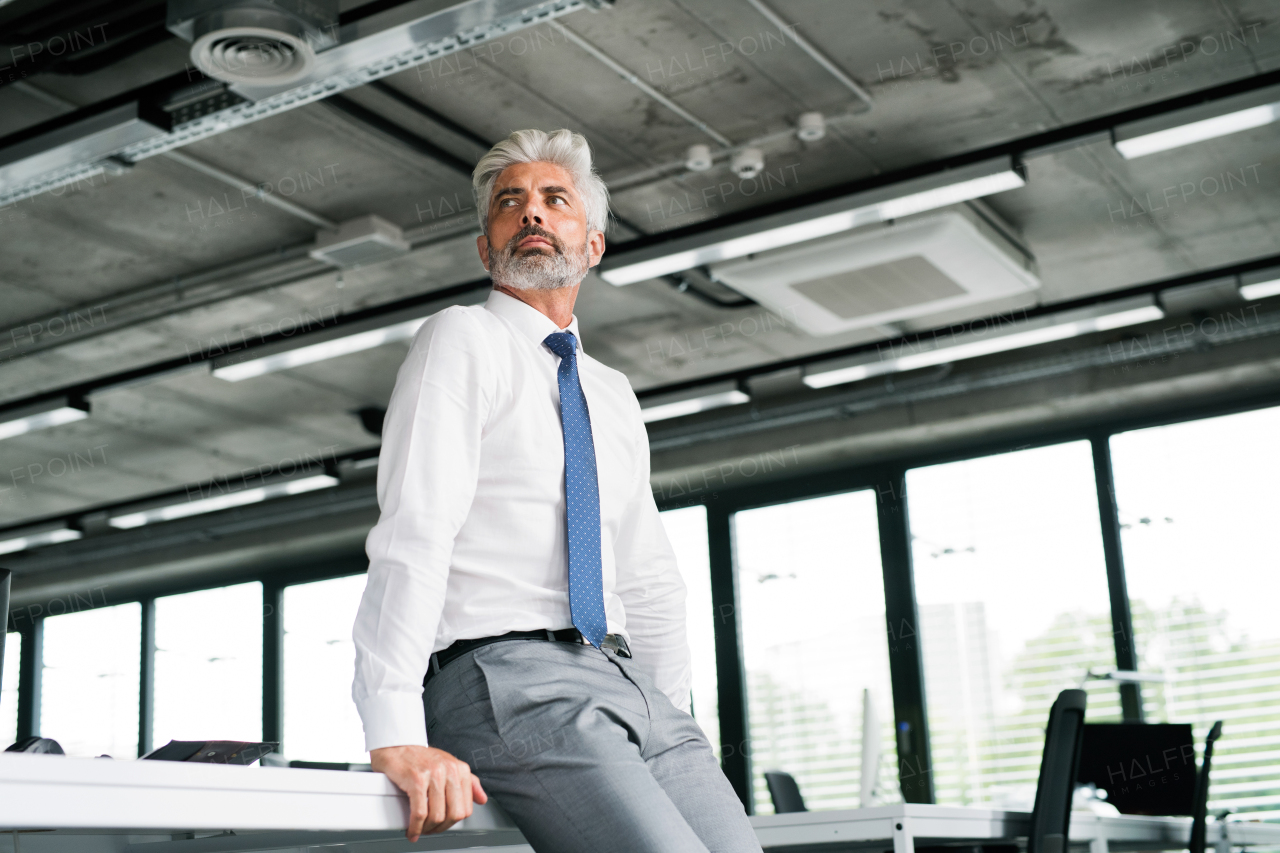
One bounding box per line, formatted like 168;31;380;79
309;214;410;268
709;209;1039;336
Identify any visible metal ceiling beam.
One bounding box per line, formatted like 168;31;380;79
323;93;478;177
602;66;1280;263
742;0;872;111
4;68;1279;395
0;0;612;206
0;274;492;411
548;20;735;148
10;80;338;229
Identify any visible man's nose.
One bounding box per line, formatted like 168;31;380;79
521;208;544;226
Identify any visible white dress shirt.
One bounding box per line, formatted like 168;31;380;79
352;288;692;752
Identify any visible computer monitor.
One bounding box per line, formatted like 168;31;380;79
1076;723;1196;815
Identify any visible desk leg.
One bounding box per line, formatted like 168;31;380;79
1215;827;1230;853
1090;832;1109;853
893;818;914;853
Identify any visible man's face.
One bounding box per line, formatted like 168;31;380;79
476;161;605;291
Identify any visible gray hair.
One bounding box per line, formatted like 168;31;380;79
472;129;610;236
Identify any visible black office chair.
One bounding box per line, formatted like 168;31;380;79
1028;689;1088;853
765;770;808;813
1189;721;1224;853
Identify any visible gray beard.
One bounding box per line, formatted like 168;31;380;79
489;237;590;291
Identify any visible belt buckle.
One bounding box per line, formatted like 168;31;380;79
603;634;631;659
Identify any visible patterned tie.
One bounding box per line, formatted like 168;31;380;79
543;331;607;648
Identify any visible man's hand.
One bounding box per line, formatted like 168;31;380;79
370;744;489;841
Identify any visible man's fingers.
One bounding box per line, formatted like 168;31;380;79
472;773;489;804
405;773;430;842
444;764;469;825
461;766;475;813
422;766;447;833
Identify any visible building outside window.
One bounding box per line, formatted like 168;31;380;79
1111;404;1280;814
41;603;141;757
907;441;1121;807
660;505;720;755
283;574;368;763
735;490;900;813
153;582;262;748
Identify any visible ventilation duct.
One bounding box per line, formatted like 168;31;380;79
0;0;613;207
168;0;341;86
709;207;1039;337
309;214;411;268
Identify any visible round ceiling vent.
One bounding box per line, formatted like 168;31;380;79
191;25;315;86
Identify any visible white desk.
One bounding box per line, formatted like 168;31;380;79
3;754;1279;853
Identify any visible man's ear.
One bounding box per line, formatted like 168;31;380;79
476;233;490;271
586;229;606;269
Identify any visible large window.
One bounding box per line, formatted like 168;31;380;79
1111;405;1280;814
283;574;367;763
5;403;1277;816
659;505;720;754
41;603;141;757
153;582;262;747
908;441;1120;807
734;490;899;813
2;632;19;746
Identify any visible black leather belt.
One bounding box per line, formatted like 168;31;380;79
423;628;631;687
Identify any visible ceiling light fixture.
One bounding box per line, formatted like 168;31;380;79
0;521;82;556
640;381;750;423
803;296;1165;389
598;156;1026;286
107;473;338;530
212;317;425;381
1239;268;1280;301
1112;85;1280;159
0;396;90;442
210;289;490;382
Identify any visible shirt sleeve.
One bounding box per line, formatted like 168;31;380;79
351;308;491;752
611;401;693;714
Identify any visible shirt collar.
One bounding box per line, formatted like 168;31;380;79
485;288;583;353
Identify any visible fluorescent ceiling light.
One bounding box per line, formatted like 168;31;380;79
1240;276;1280;301
874;170;1026;220
803;297;1164;389
0;523;82;556
213;318;424;382
108;474;338;529
1113;88;1280;159
640;383;750;423
0;396;89;442
599;157;1026;286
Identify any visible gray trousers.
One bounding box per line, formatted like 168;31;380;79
423;638;763;853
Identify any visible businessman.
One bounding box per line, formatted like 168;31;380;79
351;128;762;853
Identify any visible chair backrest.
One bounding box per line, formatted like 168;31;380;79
1029;689;1088;853
1188;721;1224;853
764;770;808;814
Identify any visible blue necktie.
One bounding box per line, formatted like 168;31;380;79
543;331;607;648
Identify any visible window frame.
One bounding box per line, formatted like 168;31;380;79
6;389;1278;794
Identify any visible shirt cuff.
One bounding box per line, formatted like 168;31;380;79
357;690;429;752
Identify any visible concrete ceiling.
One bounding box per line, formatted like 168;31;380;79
1;0;1279;539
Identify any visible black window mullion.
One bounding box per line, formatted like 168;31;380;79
1090;434;1143;722
0;568;9;702
263;582;285;748
16;617;43;740
875;466;935;803
706;502;752;811
138;597;155;756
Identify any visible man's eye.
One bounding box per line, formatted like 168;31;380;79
548;196;565;205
